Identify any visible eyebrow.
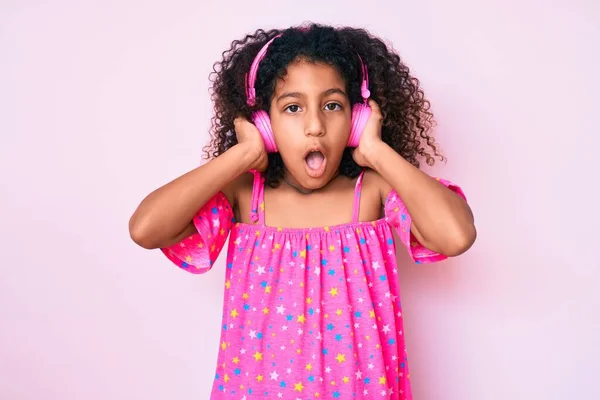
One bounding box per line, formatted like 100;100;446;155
276;88;348;102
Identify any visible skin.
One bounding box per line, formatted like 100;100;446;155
129;60;476;257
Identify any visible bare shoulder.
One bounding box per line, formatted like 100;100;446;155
221;171;254;220
363;169;392;205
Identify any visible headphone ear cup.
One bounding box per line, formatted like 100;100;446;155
251;110;277;153
348;103;372;147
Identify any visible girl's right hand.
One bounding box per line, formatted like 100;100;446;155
234;116;268;172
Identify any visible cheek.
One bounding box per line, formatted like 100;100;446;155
270;115;303;149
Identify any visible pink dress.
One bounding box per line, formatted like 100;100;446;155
161;171;466;399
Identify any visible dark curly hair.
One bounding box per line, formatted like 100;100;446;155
203;22;444;187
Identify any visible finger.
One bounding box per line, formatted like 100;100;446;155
368;99;382;115
234;116;252;127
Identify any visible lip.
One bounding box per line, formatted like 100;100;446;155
303;145;327;179
303;144;327;159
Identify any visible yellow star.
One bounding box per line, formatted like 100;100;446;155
306;297;312;304
265;286;271;294
221;341;227;350
369;310;375;318
300;249;306;258
343;376;350;384
257;374;263;382
262;307;269;314
324;226;330;232
243;292;249;299
297;314;306;324
306;363;312;371
335;353;346;363
294;382;304;392
225;280;231;289
210;244;216;252
255;230;261;236
224;373;230;383
336;309;342;316
230;309;239;318
232;357;240;364
379;376;387;384
329;287;338;297
330;380;336;385
274;243;281;250
329;245;335;251
185;255;193;263
197;242;204;248
253;351;263;361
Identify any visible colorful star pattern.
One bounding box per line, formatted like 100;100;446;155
160;176;467;399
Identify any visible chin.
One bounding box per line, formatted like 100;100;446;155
297;167;339;190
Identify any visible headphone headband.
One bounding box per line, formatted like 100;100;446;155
244;33;370;107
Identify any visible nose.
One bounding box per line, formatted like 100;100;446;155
304;106;325;138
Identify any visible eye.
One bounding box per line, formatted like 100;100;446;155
284;104;301;113
324;103;342;111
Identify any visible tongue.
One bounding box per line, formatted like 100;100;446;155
306;151;324;169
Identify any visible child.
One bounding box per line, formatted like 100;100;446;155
130;23;476;400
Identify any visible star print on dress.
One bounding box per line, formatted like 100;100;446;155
161;171;467;399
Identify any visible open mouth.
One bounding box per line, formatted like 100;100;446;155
304;148;327;178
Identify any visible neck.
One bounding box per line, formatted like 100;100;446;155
282;176;314;194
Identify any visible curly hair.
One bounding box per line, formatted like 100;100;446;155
203;23;444;187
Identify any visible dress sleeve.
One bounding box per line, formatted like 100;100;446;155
160;191;234;274
384;177;467;264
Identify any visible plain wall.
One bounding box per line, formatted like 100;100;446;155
1;0;599;399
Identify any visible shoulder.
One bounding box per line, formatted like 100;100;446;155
221;172;254;208
221;172;255;216
362;169;392;205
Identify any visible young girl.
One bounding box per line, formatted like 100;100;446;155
130;23;475;400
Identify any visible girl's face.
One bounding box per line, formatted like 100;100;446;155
269;60;352;190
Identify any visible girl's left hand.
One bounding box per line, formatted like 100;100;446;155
352;99;386;169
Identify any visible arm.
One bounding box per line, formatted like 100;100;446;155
355;100;476;257
373;144;475;256
129;118;266;249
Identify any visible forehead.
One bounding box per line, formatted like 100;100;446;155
273;60;346;94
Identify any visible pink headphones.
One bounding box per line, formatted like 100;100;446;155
244;33;372;153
